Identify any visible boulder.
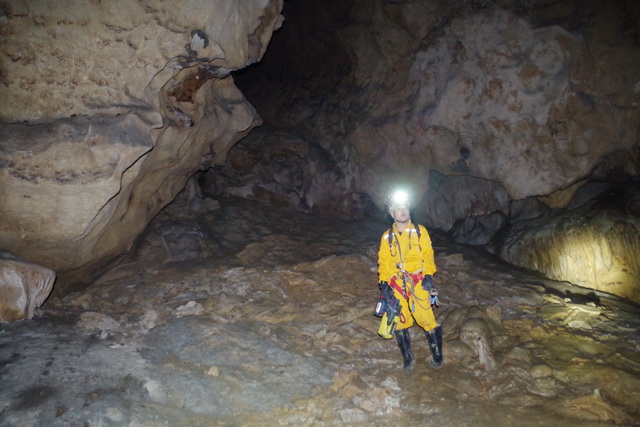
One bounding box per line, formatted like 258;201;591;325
0;253;56;322
419;171;510;231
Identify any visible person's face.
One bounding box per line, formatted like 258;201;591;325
392;205;410;223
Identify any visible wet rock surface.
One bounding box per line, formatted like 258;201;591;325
1;199;639;426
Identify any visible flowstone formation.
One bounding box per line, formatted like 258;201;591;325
0;0;284;289
499;183;640;304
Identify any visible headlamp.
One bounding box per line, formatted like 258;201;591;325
391;190;409;206
388;189;410;215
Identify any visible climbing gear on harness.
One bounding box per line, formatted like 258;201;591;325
376;284;401;339
396;329;413;370
389;270;413;300
425;325;443;368
390;270;433;314
430;288;439;307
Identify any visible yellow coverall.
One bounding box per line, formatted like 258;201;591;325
377;220;437;331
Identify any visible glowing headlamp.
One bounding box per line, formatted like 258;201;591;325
388;190;410;214
391;190;409;206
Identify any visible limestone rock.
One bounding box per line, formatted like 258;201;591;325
0;0;284;122
459;317;497;372
236;0;640;217
509;197;552;222
0;253;56;322
175;300;205;318
77;311;121;332
419;171;510;232
0;0;284;289
201;127;370;218
0;113;155;265
499;184;640;303
451;211;508;246
442;306;505;372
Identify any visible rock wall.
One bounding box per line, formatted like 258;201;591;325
0;0;284;289
232;0;639;300
0;252;56;322
499;184;640;303
200;127;370;218
236;0;640;213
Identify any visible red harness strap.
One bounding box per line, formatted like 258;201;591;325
389;277;408;299
390;272;423;324
390;272;423;299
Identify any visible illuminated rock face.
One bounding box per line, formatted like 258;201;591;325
0;0;284;288
499;185;640;303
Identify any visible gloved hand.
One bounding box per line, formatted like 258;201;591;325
374;281;397;318
421;275;433;292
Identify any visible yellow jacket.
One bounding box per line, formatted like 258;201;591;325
378;221;436;284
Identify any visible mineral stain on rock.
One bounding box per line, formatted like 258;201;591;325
12;386;57;410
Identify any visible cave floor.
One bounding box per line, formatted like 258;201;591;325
1;199;639;426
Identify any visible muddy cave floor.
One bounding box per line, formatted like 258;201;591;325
1;199;640;426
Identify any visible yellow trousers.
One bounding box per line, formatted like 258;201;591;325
391;275;437;331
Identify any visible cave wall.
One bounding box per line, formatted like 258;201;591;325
232;0;640;301
236;0;640;214
0;0;284;289
500;185;640;302
200;127;369;218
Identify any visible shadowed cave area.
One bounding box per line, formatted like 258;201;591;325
1;0;640;425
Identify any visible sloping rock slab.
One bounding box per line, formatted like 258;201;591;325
0;254;55;322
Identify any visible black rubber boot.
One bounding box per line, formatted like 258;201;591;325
395;329;414;370
425;325;443;369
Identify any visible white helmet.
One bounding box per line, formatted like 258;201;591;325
388;190;410;215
